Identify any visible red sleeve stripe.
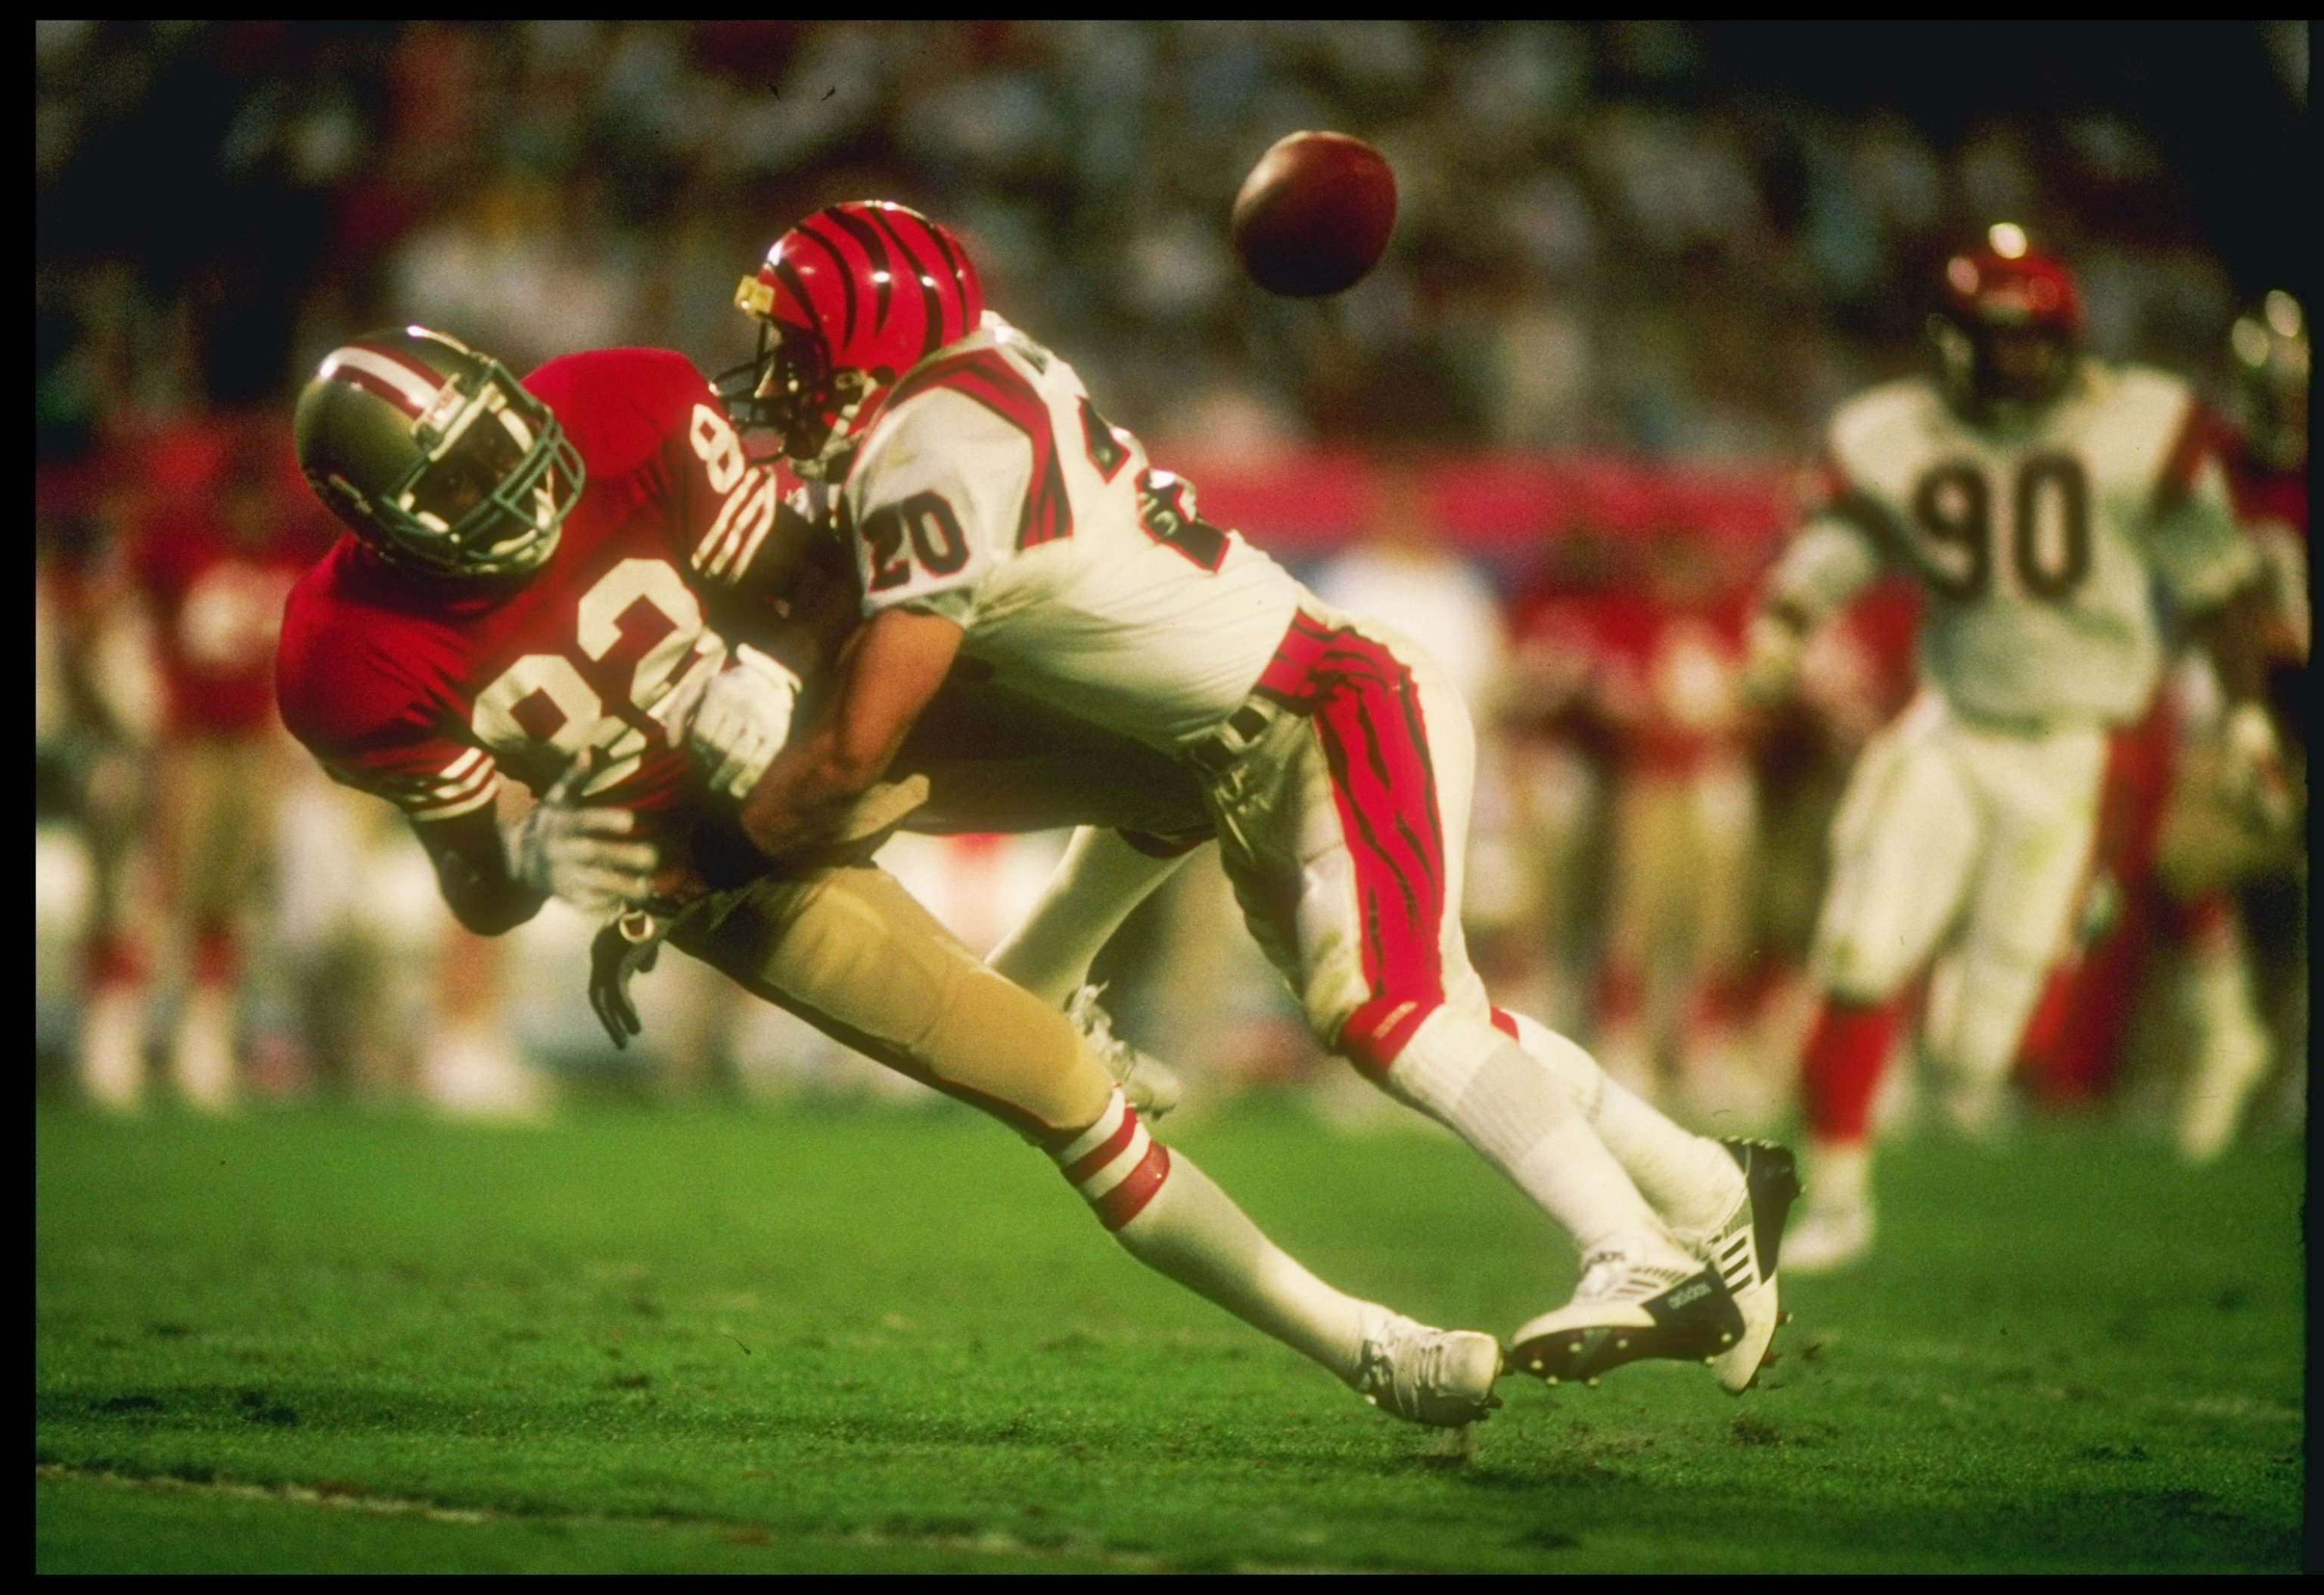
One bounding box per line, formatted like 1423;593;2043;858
889;350;1071;549
405;756;501;819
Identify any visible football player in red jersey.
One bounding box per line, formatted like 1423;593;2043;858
713;201;1799;1395
276;325;1504;1429
136;434;331;1108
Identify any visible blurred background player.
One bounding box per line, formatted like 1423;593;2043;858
38;482;162;1111
1745;227;2281;1273
1573;520;1765;1127
1979;291;2306;1161
129;431;327;1109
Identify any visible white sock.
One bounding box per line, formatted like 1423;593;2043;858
1508;1010;1740;1242
1806;1139;1870;1213
170;983;238;1114
987;827;1195;1008
79;984;148;1112
1054;1087;1366;1378
2186;922;2267;1059
1385;1012;1687;1268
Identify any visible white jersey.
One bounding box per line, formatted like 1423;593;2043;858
839;314;1304;748
1767;363;2256;728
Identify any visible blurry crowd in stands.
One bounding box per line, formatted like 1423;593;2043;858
33;21;2307;1139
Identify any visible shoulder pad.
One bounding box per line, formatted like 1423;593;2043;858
523;347;712;481
1827;379;1936;483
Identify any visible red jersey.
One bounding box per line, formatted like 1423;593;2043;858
135;504;329;735
276;348;798;835
1586;588;1751;779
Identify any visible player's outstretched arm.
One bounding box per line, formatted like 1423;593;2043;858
414;751;660;934
727;606;964;864
412;807;548;936
2182;581;2295;829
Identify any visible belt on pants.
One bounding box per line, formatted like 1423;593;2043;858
1180;700;1282;782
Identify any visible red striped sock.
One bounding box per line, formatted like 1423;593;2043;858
1800;996;1903;1143
1052;1088;1171;1230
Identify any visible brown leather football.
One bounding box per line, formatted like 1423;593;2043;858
1230;131;1398;299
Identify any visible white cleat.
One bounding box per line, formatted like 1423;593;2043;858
1783;1201;1875;1277
1511;1248;1743;1386
1349;1304;1504;1428
1067;984;1181;1121
1687;1139;1802;1394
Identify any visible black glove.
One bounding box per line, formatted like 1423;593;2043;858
589;909;668;1050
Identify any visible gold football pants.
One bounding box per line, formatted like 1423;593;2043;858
670;860;1115;1140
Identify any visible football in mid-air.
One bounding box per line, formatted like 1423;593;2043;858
1229;131;1397;299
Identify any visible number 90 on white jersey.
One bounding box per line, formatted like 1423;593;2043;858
1804;363;2255;729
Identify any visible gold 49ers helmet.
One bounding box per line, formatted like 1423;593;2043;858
294;327;584;578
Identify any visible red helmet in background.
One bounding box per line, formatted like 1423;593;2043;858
1928;225;2084;420
729;201;983;477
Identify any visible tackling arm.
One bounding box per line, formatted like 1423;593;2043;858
410;751;661;935
412;806;546;937
725;605;965;865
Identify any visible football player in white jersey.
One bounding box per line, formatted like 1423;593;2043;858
1742;226;2279;1273
701;201;1797;1394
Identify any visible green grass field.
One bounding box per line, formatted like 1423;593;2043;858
35;1096;2305;1573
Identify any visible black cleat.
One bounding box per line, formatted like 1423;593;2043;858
1698;1138;1804;1393
1511;1257;1747;1386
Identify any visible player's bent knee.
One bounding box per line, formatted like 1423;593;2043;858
932;965;1117;1137
678;863;1114;1140
1331;992;1447;1079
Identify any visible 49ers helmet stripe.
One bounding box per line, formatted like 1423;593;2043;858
321;344;441;416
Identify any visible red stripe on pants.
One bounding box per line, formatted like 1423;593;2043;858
1258;616;1449;1074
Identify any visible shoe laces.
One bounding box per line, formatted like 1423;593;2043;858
1354;1311;1435;1406
1066;984;1132;1071
1573;1248;1689;1305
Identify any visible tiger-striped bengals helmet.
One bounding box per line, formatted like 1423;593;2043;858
729;201;983;477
